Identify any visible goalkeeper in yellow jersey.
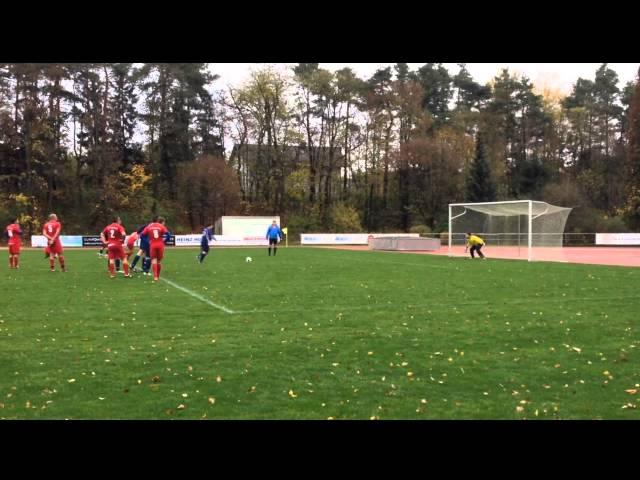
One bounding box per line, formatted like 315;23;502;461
465;233;486;259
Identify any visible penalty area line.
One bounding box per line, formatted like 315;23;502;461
160;277;235;314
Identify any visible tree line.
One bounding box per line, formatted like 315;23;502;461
1;62;640;237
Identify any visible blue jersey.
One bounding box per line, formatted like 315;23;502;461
200;227;214;251
201;227;214;244
137;224;150;250
266;225;283;240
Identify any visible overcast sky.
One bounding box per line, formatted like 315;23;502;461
210;63;640;96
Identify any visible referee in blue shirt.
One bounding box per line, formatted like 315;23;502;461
266;220;284;256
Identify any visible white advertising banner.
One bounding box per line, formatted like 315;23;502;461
31;235;84;247
595;233;640;245
31;235;48;247
174;235;203;246
300;233;419;245
30;234;268;247
174;234;269;246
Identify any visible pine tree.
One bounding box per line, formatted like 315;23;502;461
466;132;496;202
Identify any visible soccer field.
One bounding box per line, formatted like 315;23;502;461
1;247;639;419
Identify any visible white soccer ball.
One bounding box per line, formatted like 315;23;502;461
245;256;252;263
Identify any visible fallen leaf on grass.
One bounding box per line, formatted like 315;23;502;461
177;404;186;410
208;397;216;405
625;389;638;395
288;390;298;398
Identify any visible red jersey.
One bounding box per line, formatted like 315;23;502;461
102;223;126;246
43;221;62;243
126;231;139;248
6;223;22;245
142;223;168;246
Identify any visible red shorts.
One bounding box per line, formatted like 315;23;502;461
8;243;20;255
45;241;63;255
150;245;164;261
107;243;126;260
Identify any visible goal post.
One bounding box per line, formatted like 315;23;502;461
448;200;572;262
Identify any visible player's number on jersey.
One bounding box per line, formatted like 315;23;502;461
153;230;160;239
48;225;53;234
8;229;13;238
110;229;116;239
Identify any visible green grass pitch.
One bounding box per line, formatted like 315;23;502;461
1;247;639;419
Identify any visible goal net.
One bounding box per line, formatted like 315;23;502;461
448;200;572;262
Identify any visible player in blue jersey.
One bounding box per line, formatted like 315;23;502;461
197;225;215;264
266;220;284;256
130;217;156;275
129;224;149;274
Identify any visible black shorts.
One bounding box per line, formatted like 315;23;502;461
269;238;278;246
470;244;484;255
201;240;210;253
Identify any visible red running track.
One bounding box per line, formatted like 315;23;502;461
318;245;640;268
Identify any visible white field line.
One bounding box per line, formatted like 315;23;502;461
160;277;235;314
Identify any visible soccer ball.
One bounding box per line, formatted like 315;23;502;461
245;256;252;263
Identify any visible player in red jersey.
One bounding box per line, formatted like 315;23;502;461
6;218;22;269
124;230;139;263
42;213;66;272
142;216;168;281
100;216;131;278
